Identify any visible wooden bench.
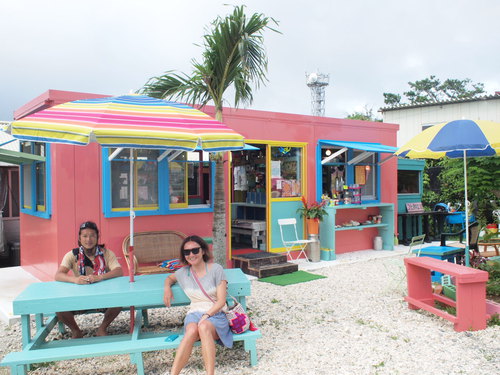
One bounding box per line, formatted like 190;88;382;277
404;257;489;331
1;309;262;374
122;230;187;274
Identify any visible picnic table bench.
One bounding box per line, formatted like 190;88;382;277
404;257;489;332
0;269;261;374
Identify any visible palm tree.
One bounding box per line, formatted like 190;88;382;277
141;5;279;266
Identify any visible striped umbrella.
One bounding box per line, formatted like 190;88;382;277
10;94;245;151
8;94;245;281
396;119;500;266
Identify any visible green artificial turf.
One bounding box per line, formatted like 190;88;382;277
258;270;326;286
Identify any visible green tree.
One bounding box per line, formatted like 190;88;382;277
422;157;500;224
382;93;401;106
141;5;278;266
346;106;381;121
383;75;485;105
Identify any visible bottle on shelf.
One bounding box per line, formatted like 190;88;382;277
348;184;362;204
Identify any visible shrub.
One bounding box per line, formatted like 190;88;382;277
478;261;500;297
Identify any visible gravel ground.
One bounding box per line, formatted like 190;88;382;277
1;252;499;375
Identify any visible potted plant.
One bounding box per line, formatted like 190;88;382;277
486;223;498;234
297;196;328;234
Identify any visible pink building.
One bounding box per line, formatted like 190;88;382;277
12;90;399;281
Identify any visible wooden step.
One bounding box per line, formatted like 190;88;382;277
233;251;299;278
233;252;287;268
232;251;298;278
246;262;299;278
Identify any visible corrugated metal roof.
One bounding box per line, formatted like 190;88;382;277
0;128;19;152
379;93;500;112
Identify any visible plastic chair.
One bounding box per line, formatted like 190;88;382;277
408;234;426;257
277;218;314;262
440;221;480;253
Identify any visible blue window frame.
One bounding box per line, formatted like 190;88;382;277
102;148;215;218
316;140;397;204
19;142;51;218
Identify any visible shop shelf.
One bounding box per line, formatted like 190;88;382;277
335;223;388;231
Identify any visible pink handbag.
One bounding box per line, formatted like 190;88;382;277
191;268;257;334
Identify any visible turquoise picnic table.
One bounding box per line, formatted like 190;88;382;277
1;268;261;374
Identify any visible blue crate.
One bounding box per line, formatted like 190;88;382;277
445;211;476;225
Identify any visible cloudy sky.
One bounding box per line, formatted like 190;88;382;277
1;0;499;121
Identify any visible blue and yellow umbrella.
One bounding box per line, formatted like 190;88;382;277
396;119;500;266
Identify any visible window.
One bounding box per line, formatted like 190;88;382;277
110;149;159;211
422;123;437;131
103;148;213;217
270;146;302;198
398;170;420;194
320;146;378;202
20;141;50;218
170;151;211;208
321;147;346;198
353;151;377;200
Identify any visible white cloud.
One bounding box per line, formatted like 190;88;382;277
1;0;500;120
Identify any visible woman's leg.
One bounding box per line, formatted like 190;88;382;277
171;323;199;375
198;320;219;375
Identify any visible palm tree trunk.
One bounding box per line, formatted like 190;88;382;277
212;107;227;266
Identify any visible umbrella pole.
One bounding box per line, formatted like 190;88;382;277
129;148;135;281
463;150;470;267
129;148;136;333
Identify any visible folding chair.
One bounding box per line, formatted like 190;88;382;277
278;218;314;262
408;234;426;257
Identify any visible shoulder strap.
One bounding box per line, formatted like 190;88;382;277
191;268;216;304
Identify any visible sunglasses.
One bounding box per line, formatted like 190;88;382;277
182;247;202;256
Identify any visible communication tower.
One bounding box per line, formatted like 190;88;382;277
306;72;329;116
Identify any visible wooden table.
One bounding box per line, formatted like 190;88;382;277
2;269;257;374
477;241;500;257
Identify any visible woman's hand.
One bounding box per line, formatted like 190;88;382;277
163;274;177;307
198;313;210;325
163;287;173;307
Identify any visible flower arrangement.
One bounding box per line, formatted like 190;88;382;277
297;196;328;221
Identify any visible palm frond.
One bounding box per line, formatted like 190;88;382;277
141;5;279;110
141;70;211;107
